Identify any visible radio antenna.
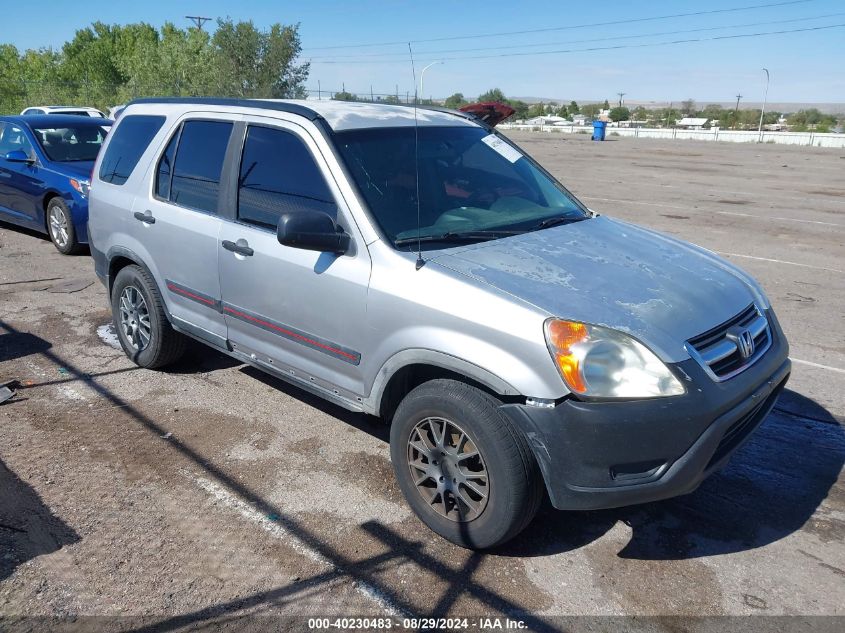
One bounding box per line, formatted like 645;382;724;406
408;42;424;270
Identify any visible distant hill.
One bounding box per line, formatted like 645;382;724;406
510;97;845;114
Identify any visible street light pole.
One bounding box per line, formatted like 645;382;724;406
419;61;443;101
757;68;770;142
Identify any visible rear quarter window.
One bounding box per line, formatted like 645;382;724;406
98;115;165;185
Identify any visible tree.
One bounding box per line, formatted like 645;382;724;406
212;18;308;98
0;18;310;114
631;105;648;121
443;92;466;109
556;104;569;118
383;94;400;104
477;87;507;103
608;106;630;122
681;98;696;115
602;99;610;109
508;99;529;120
581;103;602;120
525;103;546;119
332;91;356;101
568;100;579;114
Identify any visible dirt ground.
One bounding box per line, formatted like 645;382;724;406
1;132;843;632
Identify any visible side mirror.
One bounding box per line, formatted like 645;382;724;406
4;149;33;163
277;211;351;255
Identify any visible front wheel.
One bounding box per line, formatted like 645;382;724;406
390;379;543;549
46;198;81;254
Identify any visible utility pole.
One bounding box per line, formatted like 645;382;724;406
757;68;770;142
317;80;321;100
617;92;626;107
733;93;742;129
186;16;211;30
370;85;374;102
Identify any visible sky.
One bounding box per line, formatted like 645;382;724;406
6;0;845;104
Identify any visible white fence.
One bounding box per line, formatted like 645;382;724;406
499;124;845;148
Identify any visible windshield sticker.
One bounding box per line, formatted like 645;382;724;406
481;134;523;163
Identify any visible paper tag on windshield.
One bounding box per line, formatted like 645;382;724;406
481;134;523;163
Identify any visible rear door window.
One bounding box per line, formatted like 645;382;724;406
99;115;165;185
166;120;233;215
237;125;336;229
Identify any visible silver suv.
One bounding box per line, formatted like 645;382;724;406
89;98;790;549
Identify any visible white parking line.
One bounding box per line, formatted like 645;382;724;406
716;252;843;274
791;358;845;375
717;210;842;227
185;471;408;617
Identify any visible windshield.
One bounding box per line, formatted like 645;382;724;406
335;125;588;249
33;124;110;162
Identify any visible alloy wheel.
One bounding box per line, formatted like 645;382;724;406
407;417;489;522
49;205;69;248
118;286;151;351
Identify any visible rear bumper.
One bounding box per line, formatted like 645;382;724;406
501;309;790;511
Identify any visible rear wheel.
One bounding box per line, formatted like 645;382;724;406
110;265;186;368
46;198;81;254
390;379;543;549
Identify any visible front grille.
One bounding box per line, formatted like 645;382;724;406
706;379;785;470
686;304;771;381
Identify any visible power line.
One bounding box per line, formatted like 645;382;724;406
309;22;845;65
304;12;845;60
301;0;815;51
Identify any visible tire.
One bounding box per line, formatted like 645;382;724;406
46;198;82;255
390;379;543;549
111;265;187;368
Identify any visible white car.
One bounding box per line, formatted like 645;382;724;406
20;106;107;118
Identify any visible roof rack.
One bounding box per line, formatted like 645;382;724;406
126;97;322;121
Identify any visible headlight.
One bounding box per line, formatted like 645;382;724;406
544;319;685;398
69;178;90;197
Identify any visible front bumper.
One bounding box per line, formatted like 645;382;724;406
501;309;790;511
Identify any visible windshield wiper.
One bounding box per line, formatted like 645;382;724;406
534;215;588;230
394;229;521;247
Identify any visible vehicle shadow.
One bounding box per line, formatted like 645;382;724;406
0;219;90;256
0;458;80;582
500;388;845;560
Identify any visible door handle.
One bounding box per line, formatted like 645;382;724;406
222;239;254;257
133;211;155;224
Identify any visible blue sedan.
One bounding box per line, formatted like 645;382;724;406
0;114;112;254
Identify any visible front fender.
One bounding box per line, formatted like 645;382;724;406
363;348;522;415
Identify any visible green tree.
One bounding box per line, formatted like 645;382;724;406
681;98;696;115
602;99;610;109
444;92;466;109
332;91;357;101
477;87;506;103
383;94;400;104
581;103;602;120
556;104;568;118
568;100;579;114
608;106;630;122
631;106;648;121
212;18;308;98
526;103;546;119
508;99;529;120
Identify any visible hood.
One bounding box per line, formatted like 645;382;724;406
430;216;759;363
53;161;95;180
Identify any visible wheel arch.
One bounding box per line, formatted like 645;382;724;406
41;189;65;229
105;246;156;296
365;349;522;421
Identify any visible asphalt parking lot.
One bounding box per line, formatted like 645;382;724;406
1;133;843;630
